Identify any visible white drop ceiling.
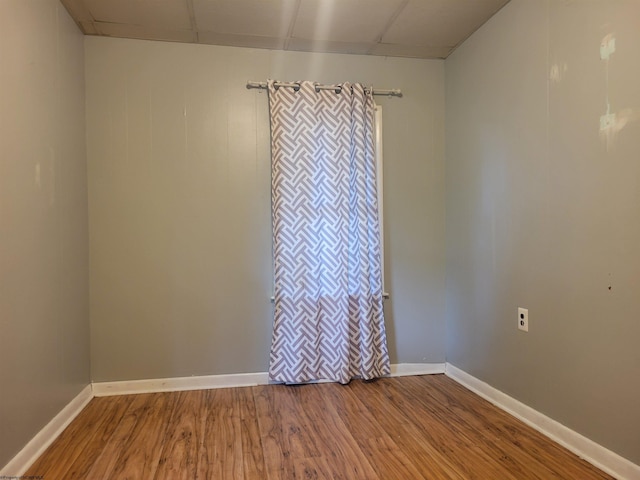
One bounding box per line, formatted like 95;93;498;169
61;0;510;59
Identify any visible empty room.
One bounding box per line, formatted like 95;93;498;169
1;0;639;478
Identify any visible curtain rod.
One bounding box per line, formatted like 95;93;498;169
246;81;402;98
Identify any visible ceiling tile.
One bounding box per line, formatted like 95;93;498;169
383;0;508;48
84;0;192;30
293;0;405;43
198;31;286;50
194;0;297;38
95;22;195;43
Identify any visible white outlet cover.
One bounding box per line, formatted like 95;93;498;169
518;307;529;332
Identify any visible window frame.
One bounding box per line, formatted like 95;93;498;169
374;105;388;299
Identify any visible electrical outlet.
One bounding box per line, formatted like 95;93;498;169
518;307;529;332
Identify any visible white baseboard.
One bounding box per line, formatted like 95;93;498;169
390;362;446;376
0;384;93;478
92;371;270;396
92;363;446;396
445;363;640;480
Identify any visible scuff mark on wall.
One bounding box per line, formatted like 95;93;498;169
549;62;568;83
599;33;623;150
600;33;616;60
35;163;42;189
600;107;640;148
598;33;640;148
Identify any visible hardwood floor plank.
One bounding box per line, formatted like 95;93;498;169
113;392;176;479
347;379;464;478
347;379;470;479
61;395;135;479
421;376;570;478
292;455;336;479
24;397;104;478
394;376;567;479
195;388;244;479
350;378;517;479
400;376;556;479
153;390;203;480
84;392;174;479
362;435;430;479
310;382;424;479
25;395;132;479
294;384;380;479
237;387;266;478
80;394;151;479
253;384;325;480
424;375;613;480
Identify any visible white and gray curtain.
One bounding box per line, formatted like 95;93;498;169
268;80;390;385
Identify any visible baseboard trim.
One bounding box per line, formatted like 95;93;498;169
0;384;93;477
389;362;446;376
92;363;446;396
92;371;270;397
445;363;640;480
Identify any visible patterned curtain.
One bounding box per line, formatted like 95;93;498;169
268;80;390;384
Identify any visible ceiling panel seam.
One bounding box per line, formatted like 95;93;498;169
284;0;302;51
368;0;409;55
186;0;198;43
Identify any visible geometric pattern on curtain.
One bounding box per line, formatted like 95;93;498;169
268;80;390;384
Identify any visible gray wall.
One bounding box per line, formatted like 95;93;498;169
0;0;89;469
445;0;640;465
85;37;446;382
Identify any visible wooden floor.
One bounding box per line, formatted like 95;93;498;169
26;375;613;479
